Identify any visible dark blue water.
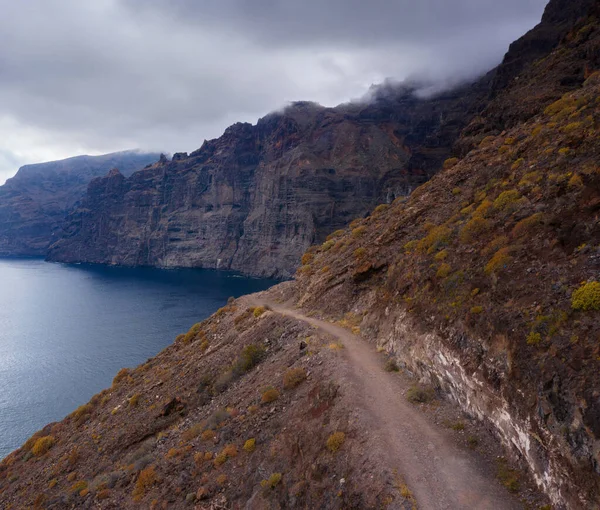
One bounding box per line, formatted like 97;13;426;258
0;258;276;459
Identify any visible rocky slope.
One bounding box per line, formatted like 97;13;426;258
46;82;489;279
291;4;600;506
1;0;599;508
0;151;160;256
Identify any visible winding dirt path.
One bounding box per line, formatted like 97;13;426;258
260;300;522;510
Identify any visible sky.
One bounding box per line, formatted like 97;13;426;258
0;0;549;184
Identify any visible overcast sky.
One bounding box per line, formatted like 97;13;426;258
0;0;549;183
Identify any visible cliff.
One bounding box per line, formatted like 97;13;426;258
0;151;160;256
47;83;489;278
1;0;599;508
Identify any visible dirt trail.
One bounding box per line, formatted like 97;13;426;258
259;301;522;510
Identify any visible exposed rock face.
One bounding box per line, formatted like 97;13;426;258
0;151;160;256
47;86;488;278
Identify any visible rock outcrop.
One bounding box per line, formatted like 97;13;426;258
0;151;160;256
47;84;489;278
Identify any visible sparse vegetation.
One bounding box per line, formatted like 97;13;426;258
443;157;458;169
406;385;434;404
571;281;600;311
485;247;513;275
253;306;267;318
326;432;346;452
31;436;54;456
493;190;520;210
496;458;520;493
214;444;237;467
260;473;282;489
243;438;256;453
384;358;400;372
261;387;280;403
436;263;451;279
283;367;307;389
132;465;158;501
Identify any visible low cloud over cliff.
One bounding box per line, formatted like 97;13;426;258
0;0;548;182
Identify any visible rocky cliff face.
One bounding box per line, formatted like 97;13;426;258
47;84;489;278
0;151;160;256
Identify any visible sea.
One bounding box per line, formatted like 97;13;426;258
0;258;277;459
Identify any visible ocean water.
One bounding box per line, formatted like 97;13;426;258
0;258;277;459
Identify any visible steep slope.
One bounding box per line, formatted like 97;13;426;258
47;83;489;278
0;298;544;509
291;9;600;507
1;0;598;509
0;151;160;256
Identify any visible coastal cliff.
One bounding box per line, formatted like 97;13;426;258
0;151;160;257
1;0;599;508
47;84;488;278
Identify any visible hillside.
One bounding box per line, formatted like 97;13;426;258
46;82;489;278
291;7;600;507
0;151;160;256
1;0;599;508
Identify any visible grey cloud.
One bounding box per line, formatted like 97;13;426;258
0;0;548;183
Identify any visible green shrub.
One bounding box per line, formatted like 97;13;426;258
261;387;280;403
32;436;55;456
485;248;513;275
112;368;131;386
214;444;237;466
260;473;282;489
243;438;256;453
460;217;490;243
473;199;493;218
69;480;88;495
326;432;346;452
132;466;158;501
384;359;399;372
70;403;93;425
493;190;521;210
406;385;434;404
373;204;389;214
436;263;451;279
417;225;452;253
470;306;483;314
320;240;335;252
511;158;525;171
283;368;307;389
235;343;266;373
253;306;267;318
526;332;542;345
353;247;367;259
571;281;600;311
352;226;366;238
511;213;543;238
301;252;314;265
128;394;141;407
568;174;584;188
443;157;459;169
434;250;448;261
326;230;345;241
